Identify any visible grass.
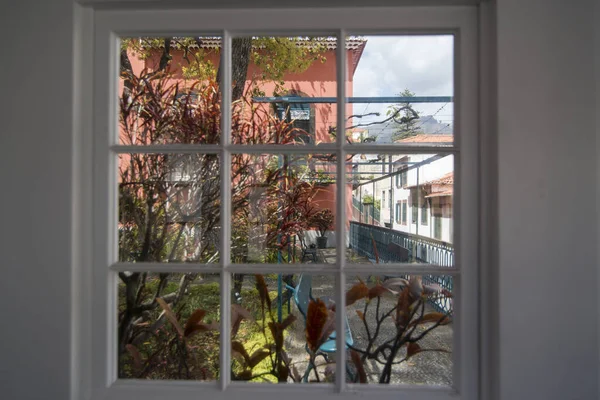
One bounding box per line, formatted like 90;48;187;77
118;274;299;381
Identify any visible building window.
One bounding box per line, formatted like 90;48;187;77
89;5;478;400
421;196;429;225
411;192;418;224
434;215;443;240
432;198;443;239
382;190;385;207
274;94;314;144
395;166;408;188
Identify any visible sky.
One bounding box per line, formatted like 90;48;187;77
350;35;454;137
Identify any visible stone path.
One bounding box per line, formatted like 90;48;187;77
281;273;453;385
231;247;453;385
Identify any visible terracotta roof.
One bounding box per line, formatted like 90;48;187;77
396;134;453;143
426;171;454;186
155;37;367;51
406;172;454;189
425;190;453;198
144;37;367;76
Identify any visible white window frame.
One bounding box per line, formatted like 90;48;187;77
84;5;479;400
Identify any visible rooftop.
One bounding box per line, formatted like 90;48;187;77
396;134;453;143
146;36;367;76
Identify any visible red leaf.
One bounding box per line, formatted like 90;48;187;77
185;321;219;337
407;342;421;359
291;365;301;382
184;309;206;337
125;344;142;372
350;350;367;383
356;309;365;321
346;282;369;307
156;297;184;337
248;349;270;368
382;278;409;293
368;284;389;299
409;312;451;327
232;341;250;365
395;286;412;329
236;370;253;381
231;304;253;338
268;321;284;352
280;314;297;331
306;299;329;352
255;274;271;310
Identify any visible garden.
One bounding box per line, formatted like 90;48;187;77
116;36;453;385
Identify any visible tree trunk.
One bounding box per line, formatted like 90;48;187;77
217;37;252;101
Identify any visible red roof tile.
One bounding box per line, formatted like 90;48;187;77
396;134;453;143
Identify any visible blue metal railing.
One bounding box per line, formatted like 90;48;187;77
349;221;454;313
352;197;380;225
352;196;362;212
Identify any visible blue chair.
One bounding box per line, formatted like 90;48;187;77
287;274;354;380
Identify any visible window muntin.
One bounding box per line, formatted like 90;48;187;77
92;6;473;400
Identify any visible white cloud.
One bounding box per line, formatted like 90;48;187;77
351;35;454;128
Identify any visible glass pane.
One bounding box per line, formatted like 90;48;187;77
231;153;338;264
231;36;338;145
346;35;454;147
231;273;338;383
344;274;453;385
119;36;222;145
118;153;220;263
347;153;454;266
118;272;221;380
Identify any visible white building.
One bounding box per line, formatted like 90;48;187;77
352;134;454;244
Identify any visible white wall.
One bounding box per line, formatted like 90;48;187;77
497;1;598;399
0;1;74;399
597;0;600;394
0;1;598;400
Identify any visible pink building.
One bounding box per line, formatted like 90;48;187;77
120;37;367;249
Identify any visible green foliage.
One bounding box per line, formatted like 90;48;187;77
309;208;334;236
389;89;422;141
362;194;381;210
309;169;335;185
125;36;327;91
251;37;327;92
181;49;219;80
118;275;221;380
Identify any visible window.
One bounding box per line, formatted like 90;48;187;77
421;196;429;226
89;6;479;400
395;166;408;188
434;215;443;240
382;190;385;208
412;192;418;224
275;94;315;144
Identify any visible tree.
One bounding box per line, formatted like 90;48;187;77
121;37;326;102
389;89;422;141
116;38;333;378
